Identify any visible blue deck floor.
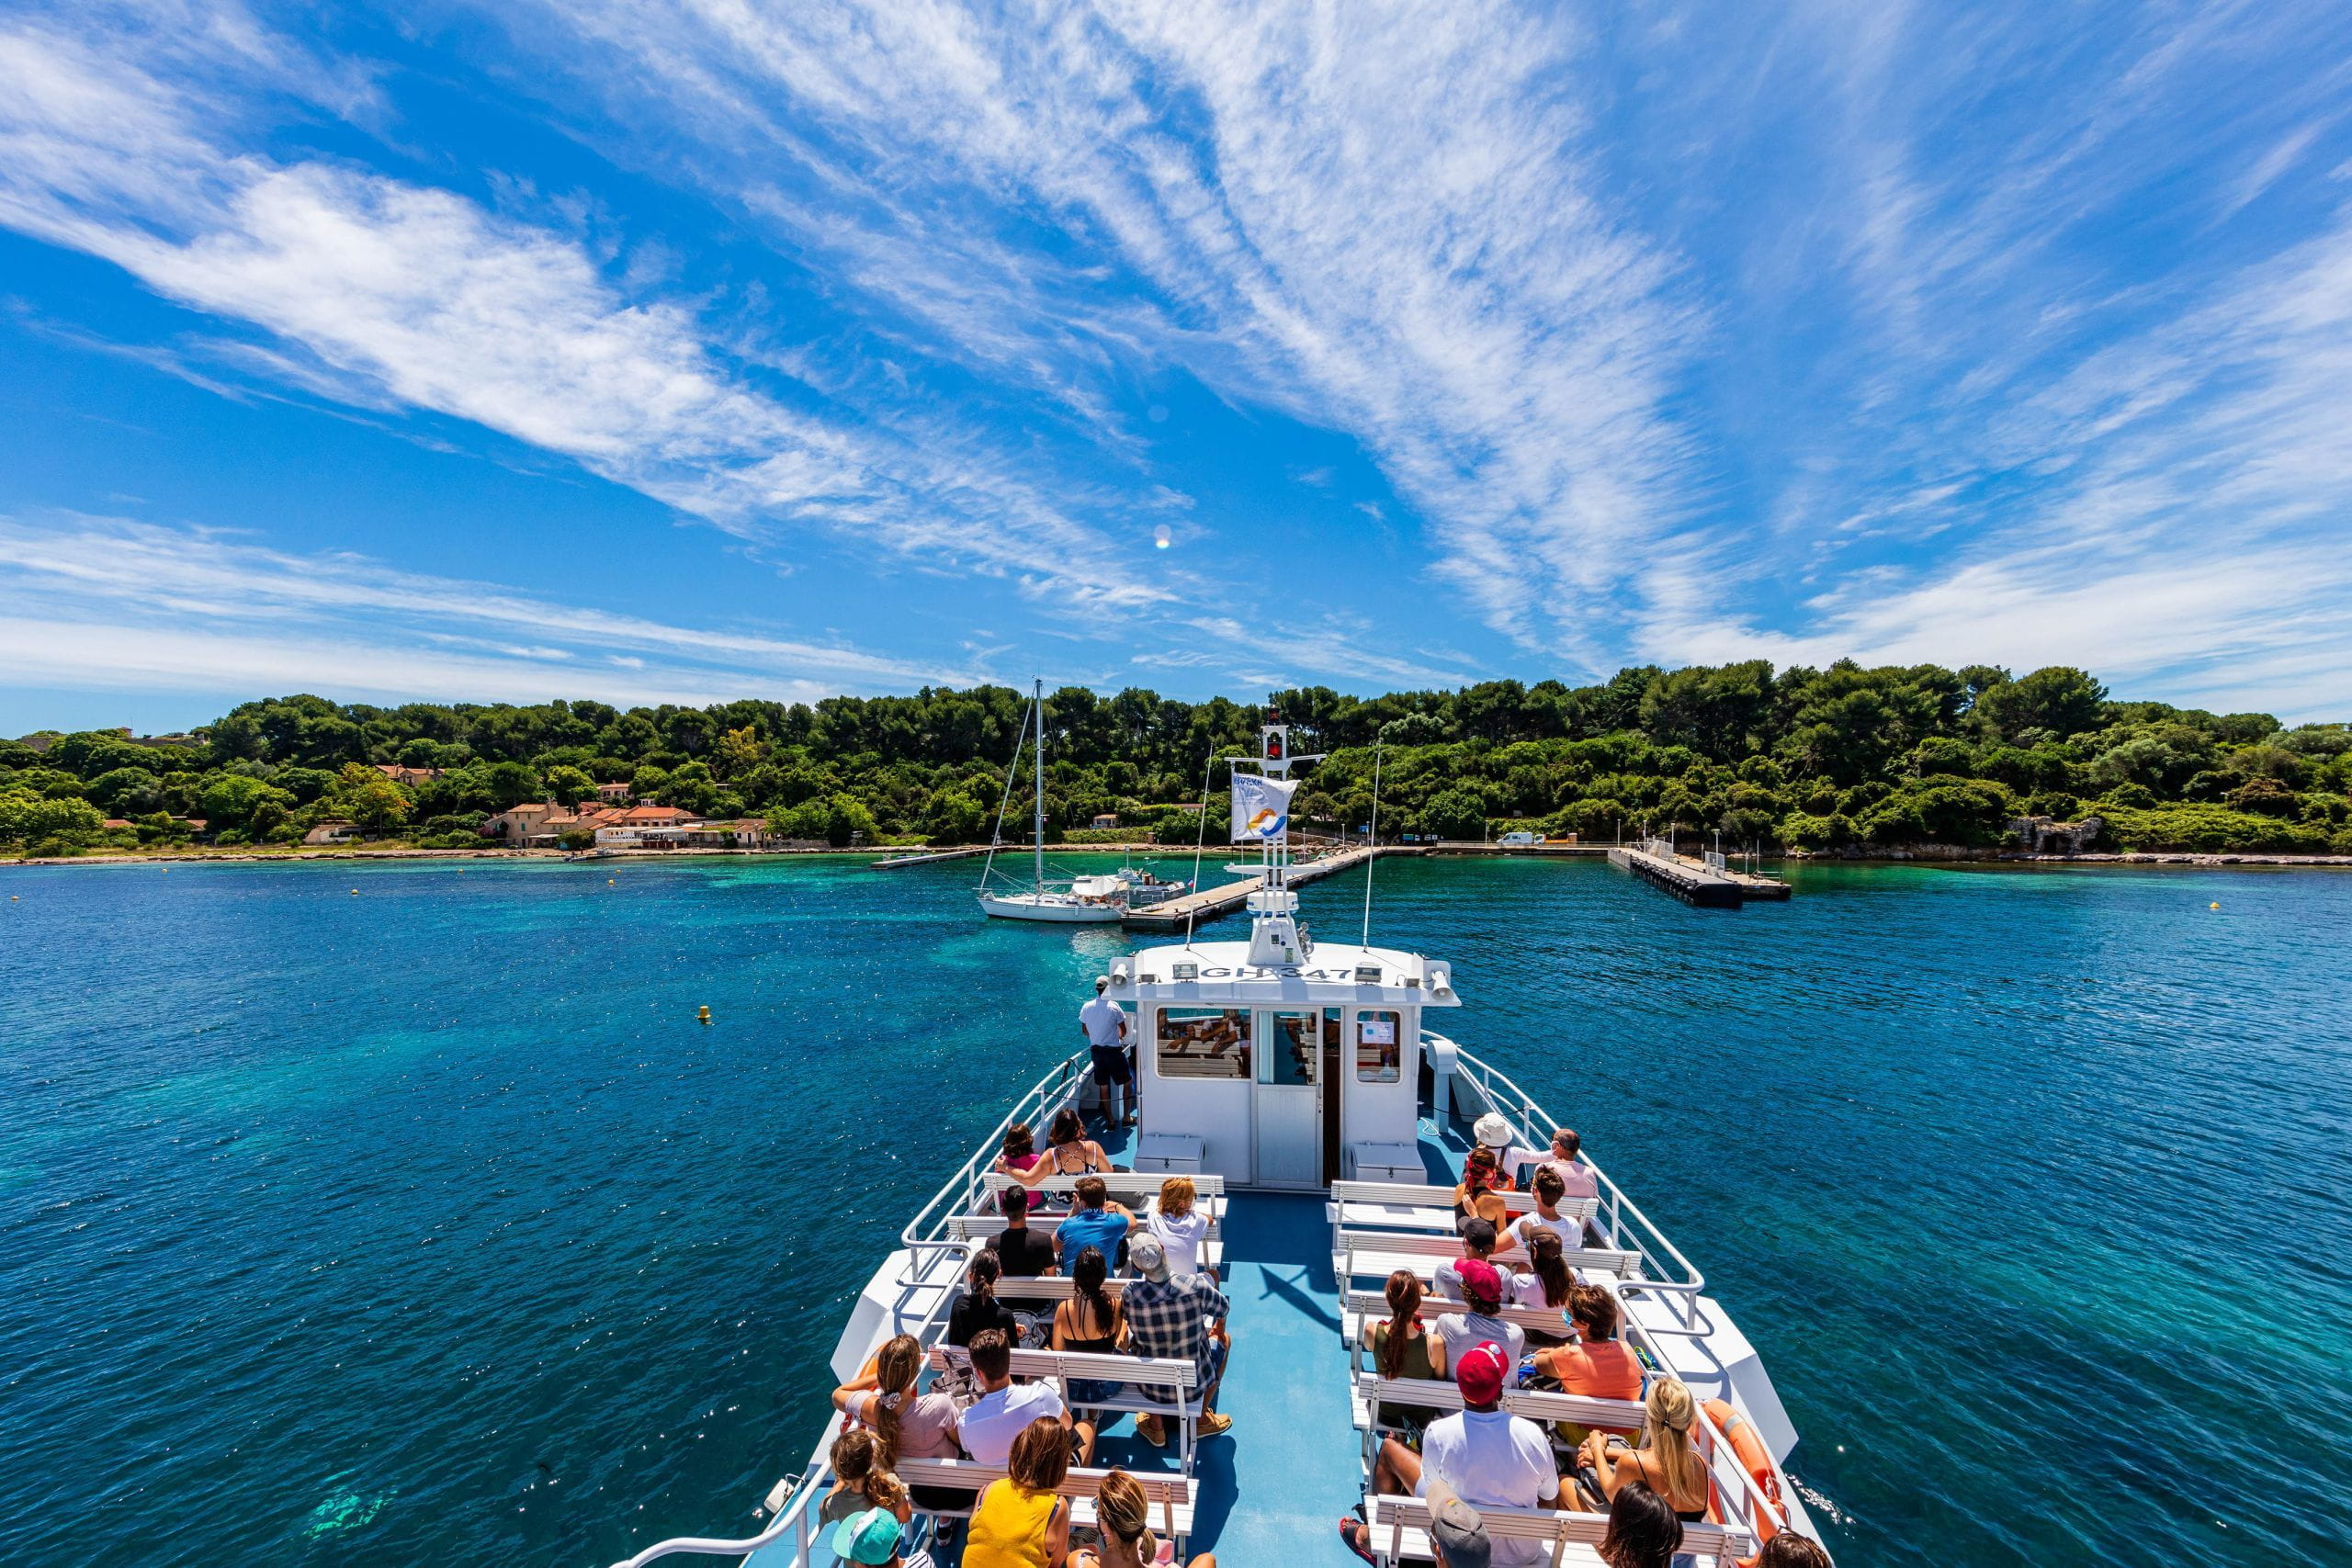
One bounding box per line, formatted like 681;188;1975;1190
1052;1111;1478;1566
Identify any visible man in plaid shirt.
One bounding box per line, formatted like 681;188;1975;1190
1123;1234;1234;1444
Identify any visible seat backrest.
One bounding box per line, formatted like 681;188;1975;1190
951;1213;1220;1240
983;1172;1227;1198
928;1343;1197;1389
1339;1232;1641;1276
1331;1179;1577;1216
1355;1373;1644;1433
892;1460;1191;1529
1364;1493;1753;1563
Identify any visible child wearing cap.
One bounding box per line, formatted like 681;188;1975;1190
831;1503;938;1568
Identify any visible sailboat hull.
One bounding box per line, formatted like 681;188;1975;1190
978;893;1125;923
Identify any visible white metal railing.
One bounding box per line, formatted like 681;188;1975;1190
1431;1036;1709;1325
1419;1038;1801;1551
606;1048;1095;1568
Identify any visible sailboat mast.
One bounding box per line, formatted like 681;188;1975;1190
1032;679;1046;893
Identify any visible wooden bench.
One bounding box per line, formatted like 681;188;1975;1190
1363;1492;1753;1567
893;1459;1193;1544
1330;1179;1544;1213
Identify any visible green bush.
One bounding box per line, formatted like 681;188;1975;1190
2097;804;2331;853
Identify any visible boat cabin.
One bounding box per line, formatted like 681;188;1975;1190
1107;916;1459;1190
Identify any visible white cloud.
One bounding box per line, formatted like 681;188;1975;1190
494;0;1708;661
0;512;977;705
0;12;1152;607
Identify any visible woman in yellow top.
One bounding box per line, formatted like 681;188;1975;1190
965;1417;1070;1568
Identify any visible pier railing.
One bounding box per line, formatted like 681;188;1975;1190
1434;1036;1710;1326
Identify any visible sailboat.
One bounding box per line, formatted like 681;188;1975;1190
977;680;1127;922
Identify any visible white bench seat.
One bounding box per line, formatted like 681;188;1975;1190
893;1459;1193;1543
982;1172;1227;1200
1363;1494;1753;1568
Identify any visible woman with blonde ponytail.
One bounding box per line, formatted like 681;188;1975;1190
1576;1376;1710;1520
1069;1468;1216;1568
832;1332;962;1471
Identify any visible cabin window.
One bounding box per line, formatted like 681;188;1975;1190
1257;1010;1318;1086
1356;1009;1403;1082
1158;1007;1251;1080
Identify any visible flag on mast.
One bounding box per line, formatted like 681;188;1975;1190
1230;773;1296;841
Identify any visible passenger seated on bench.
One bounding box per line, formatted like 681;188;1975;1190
1509;1231;1575;1325
1531;1285;1642;1441
1123;1234;1234;1444
1596;1483;1681;1568
1514;1129;1600;1207
993;1108;1111;1194
952;1251;1020;1348
960;1330;1092;1466
1435;1219;1519;1303
990;1184;1058;1278
1053;1246;1127;1417
1365;1269;1448;1428
966;1417;1072;1568
820;1429;910;1527
1430;1261;1525;1385
1054;1177;1136;1270
1350;1342;1559;1567
832;1500;940;1568
1507;1168;1579;1256
1752;1535;1832;1568
1454;1145;1515;1235
1000;1122;1048;1212
1145;1177;1211;1280
1574;1379;1709;1522
1072;1469;1217;1568
833;1334;962;1469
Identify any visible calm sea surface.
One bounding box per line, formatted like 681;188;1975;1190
1;854;2346;1565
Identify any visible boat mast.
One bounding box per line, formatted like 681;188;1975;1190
1032;678;1046;895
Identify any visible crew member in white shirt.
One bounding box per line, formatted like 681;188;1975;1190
1078;977;1135;1130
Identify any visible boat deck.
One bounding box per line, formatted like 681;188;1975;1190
950;1114;1475;1567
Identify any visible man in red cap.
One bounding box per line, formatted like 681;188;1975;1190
1343;1339;1561;1566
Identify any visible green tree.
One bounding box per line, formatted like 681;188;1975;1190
1973;666;2108;743
1420;788;1487;841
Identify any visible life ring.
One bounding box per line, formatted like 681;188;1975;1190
1703;1397;1786;1562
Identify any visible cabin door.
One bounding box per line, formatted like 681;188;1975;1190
1251;1010;1322;1189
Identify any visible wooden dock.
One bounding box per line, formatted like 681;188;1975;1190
1119;846;1386;932
1608;842;1791;906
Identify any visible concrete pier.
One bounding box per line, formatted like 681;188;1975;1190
1609;840;1791;906
1118;845;1388;931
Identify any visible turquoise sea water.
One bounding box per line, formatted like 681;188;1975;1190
1;853;2346;1566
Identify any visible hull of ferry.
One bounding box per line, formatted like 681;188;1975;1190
978;892;1125;921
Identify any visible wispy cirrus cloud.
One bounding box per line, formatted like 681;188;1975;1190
0;512;975;705
490;0;1710;663
0;7;1157;610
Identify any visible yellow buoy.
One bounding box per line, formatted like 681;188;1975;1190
697;1004;712;1024
608;878;616;886
350;888;359;895
2209;901;2220;910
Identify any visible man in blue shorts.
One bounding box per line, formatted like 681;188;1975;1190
1078;976;1134;1130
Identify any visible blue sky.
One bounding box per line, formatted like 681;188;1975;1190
3;0;2349;733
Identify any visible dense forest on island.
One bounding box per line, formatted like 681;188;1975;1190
5;660;2349;857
